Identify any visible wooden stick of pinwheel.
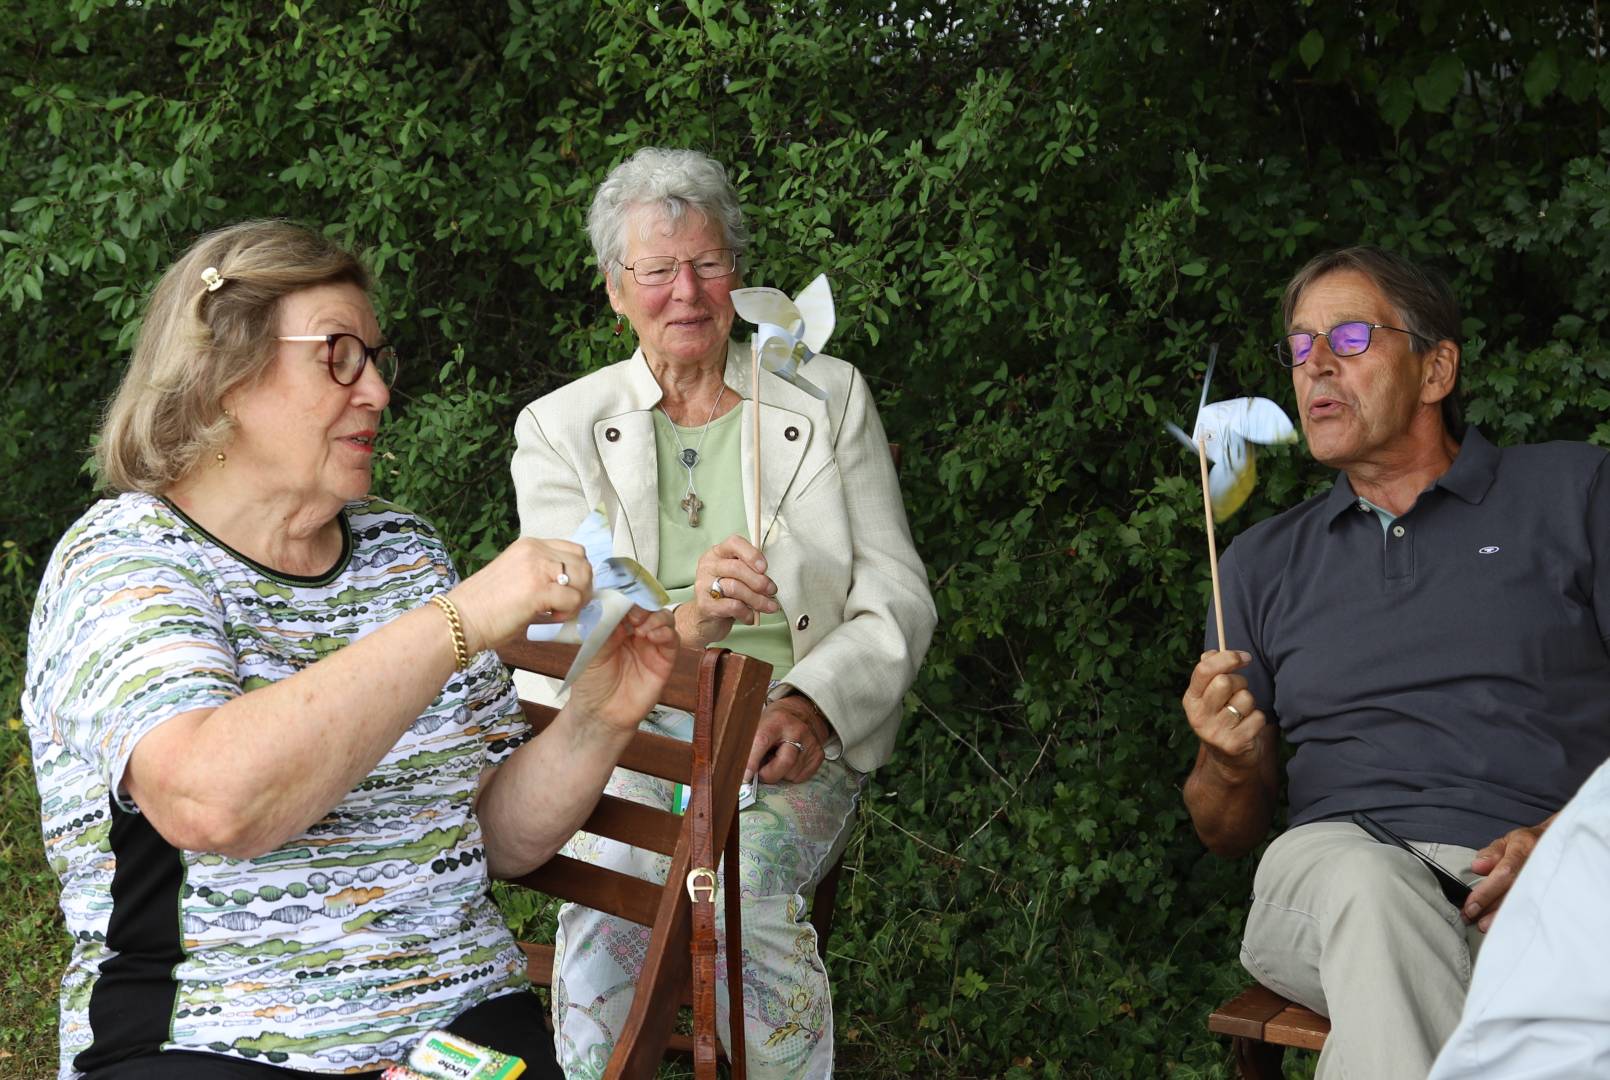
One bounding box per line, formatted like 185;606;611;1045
751;338;762;547
730;275;835;551
1196;433;1228;652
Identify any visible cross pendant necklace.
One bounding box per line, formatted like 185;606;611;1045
661;388;725;529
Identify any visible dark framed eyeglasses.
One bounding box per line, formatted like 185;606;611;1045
1278;321;1415;367
278;333;399;386
619;248;737;287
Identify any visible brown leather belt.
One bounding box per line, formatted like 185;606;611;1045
686;649;746;1078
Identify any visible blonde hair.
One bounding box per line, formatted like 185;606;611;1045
97;220;369;493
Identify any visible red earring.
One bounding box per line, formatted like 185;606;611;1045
613;313;624;337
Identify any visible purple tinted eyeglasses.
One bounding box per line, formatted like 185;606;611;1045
1279;321;1414;367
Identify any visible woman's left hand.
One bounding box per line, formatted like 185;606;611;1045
745;695;831;784
566;607;679;736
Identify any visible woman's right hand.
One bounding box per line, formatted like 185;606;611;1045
449;537;592;654
677;534;779;648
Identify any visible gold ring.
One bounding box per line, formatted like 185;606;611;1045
1225;703;1244;721
709;577;724;600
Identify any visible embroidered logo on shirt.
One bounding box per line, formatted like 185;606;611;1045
1478;546;1501;554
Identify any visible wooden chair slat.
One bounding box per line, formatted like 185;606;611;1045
519;941;554;985
517;699;558;731
1208;983;1291;1038
614;731;694;784
498;638;714;715
584;793;683;856
1265;1003;1330;1050
506;854;662;928
516;695;692;783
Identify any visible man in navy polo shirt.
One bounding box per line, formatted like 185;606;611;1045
1180;246;1610;1079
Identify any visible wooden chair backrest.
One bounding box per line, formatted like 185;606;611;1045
496;638;768;1080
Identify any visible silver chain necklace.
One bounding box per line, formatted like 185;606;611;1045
660;388;724;527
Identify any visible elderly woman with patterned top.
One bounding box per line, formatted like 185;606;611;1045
511;147;937;1079
22;220;677;1080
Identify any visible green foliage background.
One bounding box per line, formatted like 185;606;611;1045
3;0;1609;1075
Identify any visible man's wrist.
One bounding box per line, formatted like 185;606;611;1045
1202;745;1264;786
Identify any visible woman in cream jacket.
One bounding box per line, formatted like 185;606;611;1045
511;147;934;1080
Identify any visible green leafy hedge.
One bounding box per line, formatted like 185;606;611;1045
3;1;1608;1075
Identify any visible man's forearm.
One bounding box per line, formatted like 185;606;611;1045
1184;742;1277;858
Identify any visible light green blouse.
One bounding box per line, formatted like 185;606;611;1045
654;407;795;678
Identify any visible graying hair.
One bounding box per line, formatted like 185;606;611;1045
587;147;750;284
1281;246;1465;438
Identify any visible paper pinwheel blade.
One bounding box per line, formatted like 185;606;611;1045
524;509;669;690
1167;397;1297;523
754;335;828;398
731;274;835;398
1193;398;1297;462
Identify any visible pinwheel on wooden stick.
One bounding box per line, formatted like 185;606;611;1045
730;273;836;547
526;508;671;691
1165;345;1297;649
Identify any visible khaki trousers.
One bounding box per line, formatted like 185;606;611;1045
1240;821;1486;1080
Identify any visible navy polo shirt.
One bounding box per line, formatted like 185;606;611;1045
1209;428;1610;849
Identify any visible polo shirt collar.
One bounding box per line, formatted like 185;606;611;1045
1433;427;1498;504
1322;426;1498;524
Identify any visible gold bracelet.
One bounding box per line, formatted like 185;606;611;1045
430;594;469;672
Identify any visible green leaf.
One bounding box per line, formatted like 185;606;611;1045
1378;75;1415;130
1178;261;1206;277
1412;54;1464;114
1523;49;1560;107
1297;30;1324;70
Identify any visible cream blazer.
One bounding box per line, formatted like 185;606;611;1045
510;342;936;774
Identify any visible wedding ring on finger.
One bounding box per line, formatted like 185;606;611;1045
555;561;570;587
1225;703;1244;721
709;577;725;600
782;739;805;753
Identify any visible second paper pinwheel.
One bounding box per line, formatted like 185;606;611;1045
730;273;835;399
1165;351;1297;522
525;509;671;691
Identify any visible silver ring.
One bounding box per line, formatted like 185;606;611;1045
1225;703;1244;721
709;577;724;600
555;562;570;587
782;739;805;753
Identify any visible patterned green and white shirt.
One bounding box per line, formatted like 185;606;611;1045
24;493;530;1077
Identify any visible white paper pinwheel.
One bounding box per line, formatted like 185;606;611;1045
525;509;671;691
730;273;835;399
1165;348;1297;522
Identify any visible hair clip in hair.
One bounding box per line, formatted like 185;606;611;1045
200;266;225;292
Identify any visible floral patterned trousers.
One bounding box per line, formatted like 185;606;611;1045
552;705;865;1080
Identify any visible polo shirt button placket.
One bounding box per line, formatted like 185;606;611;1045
1385;520;1413;584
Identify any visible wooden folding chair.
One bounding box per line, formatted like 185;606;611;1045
497;638;769;1080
